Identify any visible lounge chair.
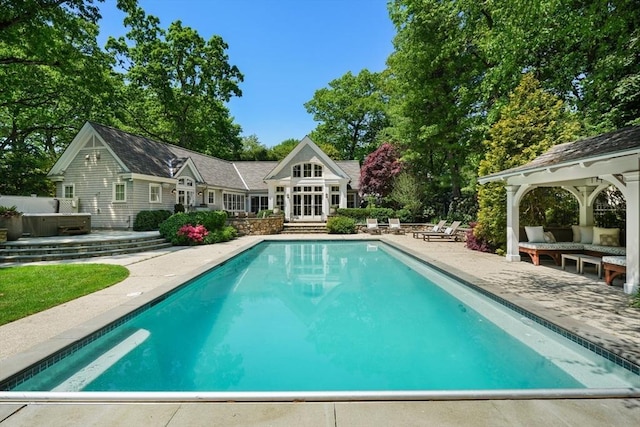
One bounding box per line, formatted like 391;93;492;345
422;221;462;241
413;220;447;238
387;218;405;234
366;218;381;234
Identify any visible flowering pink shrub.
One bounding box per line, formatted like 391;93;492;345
177;224;209;245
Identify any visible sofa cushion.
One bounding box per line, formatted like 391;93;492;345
579;226;593;244
602;256;626;266
583;244;626;256
543;231;556;243
592;227;620;245
599;234;620;247
525;226;546;243
519;242;585;250
571;225;581;242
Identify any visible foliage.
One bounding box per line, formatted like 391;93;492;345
105;6;244;158
133;210;172;231
174;203;185;213
176;224;208;245
465;222;493;253
475;74;581;252
268;138;299;160
520;188;578;227
0;205;22;218
326;216;357;234
239;135;271;160
159;210;233;245
305;69;389;161
359;143;403;199
335;208;396;223
0;263;129;325
0;0;123;196
446;193;478;226
388;172;423;221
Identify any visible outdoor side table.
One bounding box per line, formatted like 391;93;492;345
580;255;603;279
561;253;582;272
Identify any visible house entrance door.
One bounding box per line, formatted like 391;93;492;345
292;186;323;221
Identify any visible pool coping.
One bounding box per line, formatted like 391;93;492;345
1;235;639;401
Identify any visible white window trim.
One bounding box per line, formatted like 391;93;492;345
113;182;127;203
149;183;162;203
223;192;246;212
207;190;215;205
63;183;75;199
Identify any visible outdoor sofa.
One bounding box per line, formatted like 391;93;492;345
519;225;625;266
602;256;627;286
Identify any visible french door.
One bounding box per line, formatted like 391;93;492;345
292;186;323;221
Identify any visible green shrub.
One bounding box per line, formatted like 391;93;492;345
133;210;172;231
335;207;396;223
204;225;238;243
159;211;235;245
327;216;357;234
256;209;272;218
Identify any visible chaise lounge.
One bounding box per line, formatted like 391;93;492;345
422;221;462;242
413;220;447;239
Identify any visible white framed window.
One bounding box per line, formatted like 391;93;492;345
303;163;312;177
207;190;215;205
314;164;323;177
63;183;75;198
347;193;356;208
149;184;161;203
250;195;268;213
293;165;301;177
113;182;126;202
275;186;285;210
331;185;340;207
223;193;245;211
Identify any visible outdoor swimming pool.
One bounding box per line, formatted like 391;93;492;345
3;241;640;397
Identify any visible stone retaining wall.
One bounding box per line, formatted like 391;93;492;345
227;216;284;236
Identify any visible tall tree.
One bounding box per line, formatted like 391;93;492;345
0;0;125;195
238;135;270;160
305;69;389;161
386;0;486;203
475;74;581;251
106;6;244;159
359;143;403;200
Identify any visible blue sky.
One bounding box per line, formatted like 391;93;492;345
97;0;396;147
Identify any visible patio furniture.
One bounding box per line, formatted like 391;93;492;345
387;218;405;235
603;256;626;285
561;253;583;273
366;218;381;234
580;255;602;278
422;221;462;241
413;220;447;238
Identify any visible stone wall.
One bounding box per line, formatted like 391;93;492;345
227;216;284;236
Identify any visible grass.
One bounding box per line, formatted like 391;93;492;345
0;264;129;326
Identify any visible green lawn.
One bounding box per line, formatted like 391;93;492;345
0;264;129;326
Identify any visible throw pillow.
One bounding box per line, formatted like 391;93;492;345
525;226;546;243
592;226;620;245
571;225;581;243
599;234;620;247
543;231;556;243
579;226;593;244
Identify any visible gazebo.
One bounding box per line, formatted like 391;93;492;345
478;126;640;294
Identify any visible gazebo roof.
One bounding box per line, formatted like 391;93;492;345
479;126;640;184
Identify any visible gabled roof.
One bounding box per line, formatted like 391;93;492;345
49;122;362;191
264;136;350;181
480;126;640;183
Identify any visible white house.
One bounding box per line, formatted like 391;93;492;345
47;122;361;228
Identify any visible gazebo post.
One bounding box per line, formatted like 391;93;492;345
623;172;639;294
576;186;595;226
505;185;521;262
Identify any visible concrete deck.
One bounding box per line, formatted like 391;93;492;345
1;232;639;425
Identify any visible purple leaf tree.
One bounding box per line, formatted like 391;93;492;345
359;143;403;199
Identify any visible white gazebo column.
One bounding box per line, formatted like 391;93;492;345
505;185;521;262
576;186;595;226
623;172;639;294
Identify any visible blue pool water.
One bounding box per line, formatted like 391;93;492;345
9;241;640;392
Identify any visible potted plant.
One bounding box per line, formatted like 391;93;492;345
0;205;23;241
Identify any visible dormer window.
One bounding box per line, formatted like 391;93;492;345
292;163;322;178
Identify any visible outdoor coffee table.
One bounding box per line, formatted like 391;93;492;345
579;255;603;278
561;253;583;272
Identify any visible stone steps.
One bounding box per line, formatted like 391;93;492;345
281;223;327;234
0;235;171;264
